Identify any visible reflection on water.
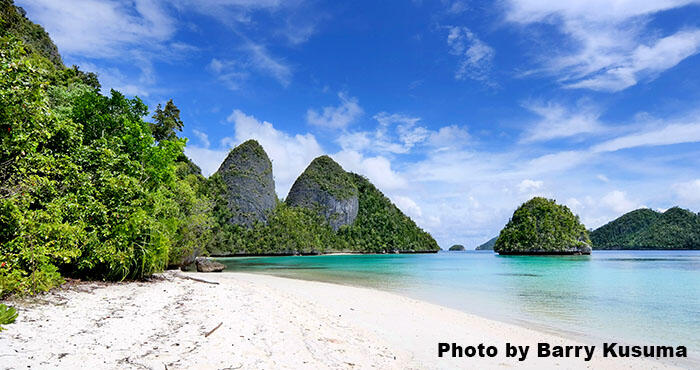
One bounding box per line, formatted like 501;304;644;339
218;250;700;355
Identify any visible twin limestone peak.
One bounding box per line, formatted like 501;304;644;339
215;139;276;227
286;155;359;231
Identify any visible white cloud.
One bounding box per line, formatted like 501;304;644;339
505;0;700;91
76;60;154;97
191;129;210;148
207;43;292;89
592;122;700;152
517;179;543;193
18;0;175;59
245;43;293;87
596;174;610;182
392;195;423;218
183;146;230;176
207;58;249;90
446;26;495;82
333;150;408;190
673;179;700;207
338;113;470;155
306;93;363;129
521;101;604;142
427;125;471;150
19;0;312;95
601;190;641;214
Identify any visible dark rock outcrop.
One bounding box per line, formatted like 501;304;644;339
448;244;466;251
214;140;276;228
195;257;225;272
286;156;359;231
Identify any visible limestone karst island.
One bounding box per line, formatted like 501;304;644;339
1;1;699;369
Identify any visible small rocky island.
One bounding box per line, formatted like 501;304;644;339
494;197;592;255
448;244;466;251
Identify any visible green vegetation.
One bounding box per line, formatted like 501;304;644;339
591;207;700;249
0;1;439;297
475;237;496;250
338;174;439;253
151;99;184;142
448;244;465;251
207;172;439;255
494;197;591;255
0;303;17;331
0;2;207;296
0;0;61;67
289;156;358;200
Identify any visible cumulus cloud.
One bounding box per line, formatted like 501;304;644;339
338;113;470;155
392;195;423;218
333;150;408;190
601;190;641;214
517;179;543;193
504;0;700;91
446;26;495;83
673;179;700;207
306;93;363;129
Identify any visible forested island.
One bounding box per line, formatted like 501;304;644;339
494;197;592;255
448;245;465;251
475;237;496;251
0;1;437;297
590;207;700;250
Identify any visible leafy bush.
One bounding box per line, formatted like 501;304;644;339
0;32;185;295
0;303;18;331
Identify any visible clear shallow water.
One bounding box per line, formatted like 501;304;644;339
218;251;700;354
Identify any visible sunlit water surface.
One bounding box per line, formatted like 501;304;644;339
218;250;699;357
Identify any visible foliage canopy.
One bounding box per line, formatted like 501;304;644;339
494;197;591;254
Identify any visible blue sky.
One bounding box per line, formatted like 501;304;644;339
19;0;700;248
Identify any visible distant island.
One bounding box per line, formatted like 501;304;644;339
475;237;497;250
494;197;592;255
591;207;700;250
448;244;465;251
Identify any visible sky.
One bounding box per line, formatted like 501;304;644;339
18;0;700;249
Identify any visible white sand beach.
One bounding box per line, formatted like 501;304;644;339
0;271;689;369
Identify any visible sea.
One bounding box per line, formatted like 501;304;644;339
218;250;699;357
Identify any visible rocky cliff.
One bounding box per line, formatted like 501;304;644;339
213;140;276;228
286;156;359;231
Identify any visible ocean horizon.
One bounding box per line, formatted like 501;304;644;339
218;250;700;358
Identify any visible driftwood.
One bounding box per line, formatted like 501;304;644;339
174;273;219;285
204;322;223;338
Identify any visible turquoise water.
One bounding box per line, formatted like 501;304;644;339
218;251;700;355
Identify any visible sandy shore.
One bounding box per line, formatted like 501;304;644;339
0;271;691;369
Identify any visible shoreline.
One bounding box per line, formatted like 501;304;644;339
211;250;440;257
1;271;693;369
